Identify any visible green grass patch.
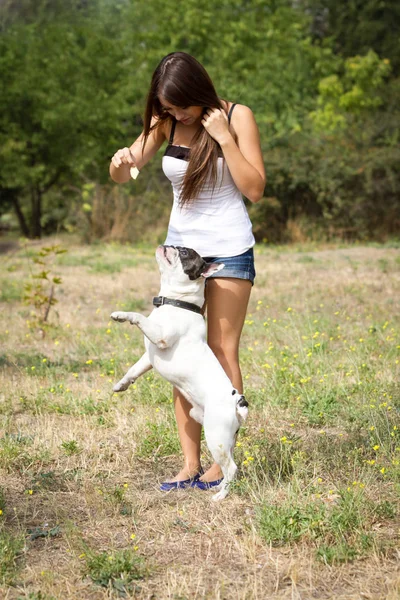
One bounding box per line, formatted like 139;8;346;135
0;433;50;472
0;279;23;302
0;529;24;585
30;470;67;493
257;488;396;564
83;547;147;594
1;240;399;597
56;249;147;272
17;592;57;600
137;421;181;458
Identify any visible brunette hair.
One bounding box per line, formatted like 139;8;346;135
143;52;224;205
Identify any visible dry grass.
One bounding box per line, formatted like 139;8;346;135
0;237;399;600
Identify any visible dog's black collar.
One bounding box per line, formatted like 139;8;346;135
153;296;202;315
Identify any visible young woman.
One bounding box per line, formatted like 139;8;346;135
110;52;265;490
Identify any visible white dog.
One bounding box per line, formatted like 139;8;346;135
111;245;248;501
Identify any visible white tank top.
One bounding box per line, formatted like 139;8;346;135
162;109;255;258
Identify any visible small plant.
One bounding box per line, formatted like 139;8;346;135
61;440;80;456
136;421;181;458
28;525;61;541
23;243;67;323
0;530;24;585
83;548;147;594
110;485;127;504
105;485;133;516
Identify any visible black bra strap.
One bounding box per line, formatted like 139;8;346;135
168;118;177;144
228;103;237;123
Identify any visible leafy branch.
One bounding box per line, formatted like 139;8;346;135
23;243;67;324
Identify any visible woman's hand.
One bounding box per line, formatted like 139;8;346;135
111;147;137;170
204;104;266;203
201;109;231;145
110;121;165;184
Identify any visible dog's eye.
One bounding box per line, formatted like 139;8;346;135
180;249;188;256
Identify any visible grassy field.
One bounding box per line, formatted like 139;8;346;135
0;237;399;600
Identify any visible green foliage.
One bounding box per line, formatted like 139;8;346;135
0;0;398;241
0;0;129;237
304;0;400;75
310;50;391;132
250;78;400;242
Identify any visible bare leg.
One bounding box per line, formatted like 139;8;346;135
200;277;252;482
163;388;202;482
171;277;252;483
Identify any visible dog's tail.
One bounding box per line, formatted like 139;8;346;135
232;389;249;424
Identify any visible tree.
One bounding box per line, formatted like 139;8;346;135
1;0;398;240
304;0;400;74
0;0;129;237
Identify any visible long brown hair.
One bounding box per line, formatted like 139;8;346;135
143;52;224;206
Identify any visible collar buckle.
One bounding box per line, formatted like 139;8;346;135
153;296;164;307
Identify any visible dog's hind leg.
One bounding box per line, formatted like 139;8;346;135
189;404;204;425
204;427;238;501
113;352;152;392
211;454;237;502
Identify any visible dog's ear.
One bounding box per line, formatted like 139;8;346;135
201;263;225;278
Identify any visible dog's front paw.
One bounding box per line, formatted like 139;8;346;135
211;482;229;502
113;379;131;392
110;311;128;322
212;487;228;502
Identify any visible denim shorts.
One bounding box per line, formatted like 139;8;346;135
203;248;256;285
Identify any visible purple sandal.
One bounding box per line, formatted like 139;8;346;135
160;471;203;492
191;478;223;490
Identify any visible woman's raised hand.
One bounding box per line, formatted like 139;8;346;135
111;147;137;170
201;109;231;145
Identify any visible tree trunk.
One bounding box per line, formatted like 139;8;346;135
31;187;42;238
12;193;30;238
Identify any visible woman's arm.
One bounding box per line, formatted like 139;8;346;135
202;105;266;203
109;118;166;184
